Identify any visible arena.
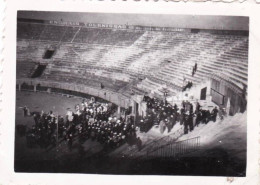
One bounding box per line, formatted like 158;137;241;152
15;12;248;176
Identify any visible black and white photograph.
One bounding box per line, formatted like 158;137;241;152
14;11;249;176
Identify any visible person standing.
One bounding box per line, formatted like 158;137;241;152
165;118;172;133
159;119;166;134
188;111;194;132
195;110;202;127
19;106;30;117
211;107;218;122
179;109;185;125
195;102;201;114
136;137;142;151
184;113;189;134
139;119;145;132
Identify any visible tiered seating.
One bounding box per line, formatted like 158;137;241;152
16;40;45;78
17;22;45;40
137;78;160;93
16;40;53;61
96;32;190;75
16;60;36;78
96;45;144;71
61;27;80;42
215;39;248;88
124;32;184;74
73;28;144;46
17;22;144;45
144;33;248;93
39;25;67;41
57;43;110;66
16;21;249;97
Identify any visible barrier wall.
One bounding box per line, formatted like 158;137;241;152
17;78;131;108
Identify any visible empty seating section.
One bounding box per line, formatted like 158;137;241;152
61;27;80;42
16;21;249;96
16;60;36;78
17;23;45;40
17;22;144;45
73;28;110;44
17;40;49;61
16;40;50;78
39;25;67;41
56;44;111;67
215;39;248;89
73;28;144;46
145;33;248;93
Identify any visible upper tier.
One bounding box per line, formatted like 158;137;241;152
16;21;249;96
17;22;144;46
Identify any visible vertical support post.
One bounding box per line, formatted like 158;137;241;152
132;101;137;126
18;83;21;91
117;106;121;118
34;85;37;92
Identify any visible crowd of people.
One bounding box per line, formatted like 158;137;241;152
142;95;223;135
20;98;141;151
18;93;226;152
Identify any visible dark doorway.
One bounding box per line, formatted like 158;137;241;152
31;64;47;78
200;87;207;100
43;50;55;59
135;102;139;117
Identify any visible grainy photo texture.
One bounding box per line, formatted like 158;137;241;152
15;11;248;176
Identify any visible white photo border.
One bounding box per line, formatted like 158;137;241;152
1;1;260;185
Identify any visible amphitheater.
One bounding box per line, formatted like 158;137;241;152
15;17;248;176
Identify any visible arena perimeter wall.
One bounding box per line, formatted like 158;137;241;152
16;78;131;109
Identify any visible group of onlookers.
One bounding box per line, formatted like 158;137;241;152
19;98;141;151
18;93;226;153
142;95;223;135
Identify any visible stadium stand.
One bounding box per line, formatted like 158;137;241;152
15;19;248;176
16;21;248;97
17;22;46;40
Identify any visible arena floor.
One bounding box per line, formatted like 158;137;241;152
15;91;105;170
15;91;246;176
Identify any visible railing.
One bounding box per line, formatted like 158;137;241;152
120;126;184;158
145;126;184;152
146;136;200;158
